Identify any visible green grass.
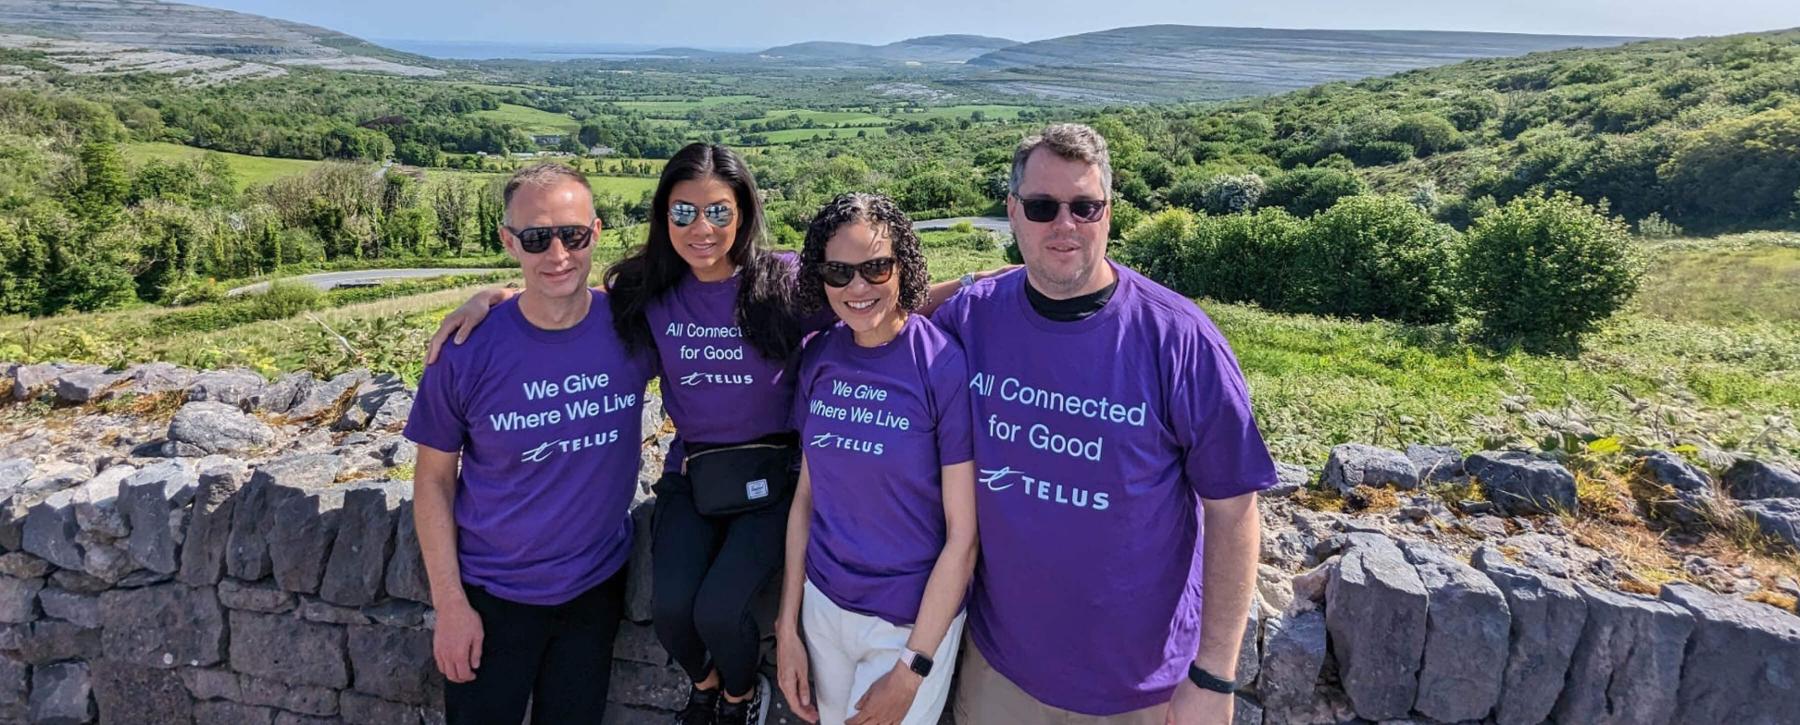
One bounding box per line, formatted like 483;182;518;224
894;105;1032;122
1635;234;1800;324
755;110;892;126
472;103;580;134
123;142;321;189
7;240;1795;465
609;95;762;115
753;126;891;144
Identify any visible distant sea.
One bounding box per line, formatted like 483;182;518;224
376;39;749;61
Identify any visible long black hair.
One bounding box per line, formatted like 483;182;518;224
604;143;803;361
795;193;930;316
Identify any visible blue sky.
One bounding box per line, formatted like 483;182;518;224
194;0;1799;49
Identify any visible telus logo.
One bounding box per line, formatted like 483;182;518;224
977;467;1110;511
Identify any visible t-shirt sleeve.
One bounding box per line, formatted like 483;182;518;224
1170;323;1279;500
789;335;825;434
928;340;975;467
928;287;971;348
403;355;467;454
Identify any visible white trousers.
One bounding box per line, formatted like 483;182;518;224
802;579;966;725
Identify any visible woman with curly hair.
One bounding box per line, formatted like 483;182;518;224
775;193;978;725
425;152;997;725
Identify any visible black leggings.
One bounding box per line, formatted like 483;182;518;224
652;472;790;698
444;571;626;725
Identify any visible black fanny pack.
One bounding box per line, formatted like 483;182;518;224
682;433;798;516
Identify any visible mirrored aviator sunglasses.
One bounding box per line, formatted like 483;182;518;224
670;202;735;228
508;224;595;254
1018;197;1108;224
818;257;897;288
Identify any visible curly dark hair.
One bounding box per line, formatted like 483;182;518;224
795;193;929;316
604;143;803;362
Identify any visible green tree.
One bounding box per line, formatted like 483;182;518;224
1460;192;1642;352
1661;107;1800;224
1293;195;1461;324
1261;167;1366;217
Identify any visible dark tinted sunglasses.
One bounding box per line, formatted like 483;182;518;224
1015;195;1109;224
505;224;594;254
671;202;735;228
818;257;897;288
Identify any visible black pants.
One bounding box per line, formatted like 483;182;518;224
445;570;626;725
652;472;789;698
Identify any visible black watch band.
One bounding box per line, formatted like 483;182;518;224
1187;663;1237;694
903;649;934;677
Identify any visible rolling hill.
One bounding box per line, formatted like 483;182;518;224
757;34;1019;64
0;0;440;76
956;25;1645;102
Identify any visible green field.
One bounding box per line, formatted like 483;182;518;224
610;95;763;116
894;105;1031;122
756;109;891;126
1635;234;1800;325
123;142;320;189
472;103;580;134
754;126;891;144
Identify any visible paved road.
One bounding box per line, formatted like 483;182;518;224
227;268;511;296
913;216;1011;234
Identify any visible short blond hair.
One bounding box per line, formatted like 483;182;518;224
502;162;593;214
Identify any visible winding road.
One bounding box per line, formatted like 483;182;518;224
913;216;1012;234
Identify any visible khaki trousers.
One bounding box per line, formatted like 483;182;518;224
951;643;1166;725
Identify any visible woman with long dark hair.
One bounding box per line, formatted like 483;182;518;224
425;144;996;725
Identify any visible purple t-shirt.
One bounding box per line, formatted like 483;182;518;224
792;315;974;626
647;254;831;467
404;290;654;606
931;263;1277;715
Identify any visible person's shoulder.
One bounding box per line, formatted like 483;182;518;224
907;313;966;358
934;266;1019;325
1115;265;1232;348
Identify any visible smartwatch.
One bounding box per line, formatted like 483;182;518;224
959;272;976;288
900;648;934;678
1187;663;1236;694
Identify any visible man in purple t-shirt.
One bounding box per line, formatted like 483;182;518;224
935;124;1278;724
405;164;653;724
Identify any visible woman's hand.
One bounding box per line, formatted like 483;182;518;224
776;626;818;723
845;662;922;725
425;287;515;364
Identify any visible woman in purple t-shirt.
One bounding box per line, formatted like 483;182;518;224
426;147;992;725
775;194;978;725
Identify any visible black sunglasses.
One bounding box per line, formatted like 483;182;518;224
818;257;897;288
1015;195;1108;224
505;224;595;254
670;201;735;228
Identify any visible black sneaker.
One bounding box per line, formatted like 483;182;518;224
714;675;770;725
675;685;719;725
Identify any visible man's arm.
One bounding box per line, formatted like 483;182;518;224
415;445;484;684
1168;491;1260;724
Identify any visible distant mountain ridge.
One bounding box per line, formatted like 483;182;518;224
757;34;1019;63
0;0;440;75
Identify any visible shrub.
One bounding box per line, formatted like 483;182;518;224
1661;107;1800;225
1291;195;1461;324
246;280;325;320
1635;212;1684;240
1352;140;1416;166
1185;208;1307;306
1460;192;1642;352
1262;167;1366;217
160;277;227;307
1197;173;1266;215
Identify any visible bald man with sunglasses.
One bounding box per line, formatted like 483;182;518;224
932;125;1277;725
405;163;655;724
